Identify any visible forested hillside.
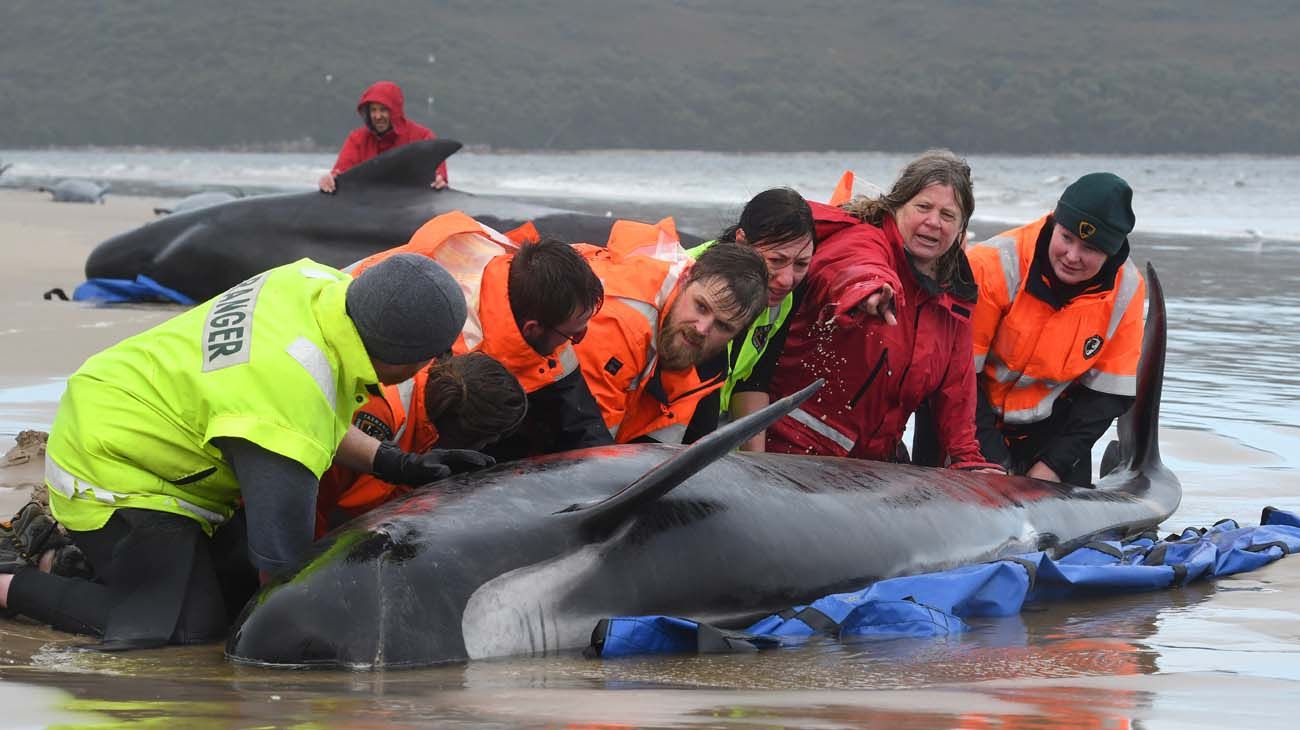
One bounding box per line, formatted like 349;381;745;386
3;0;1297;153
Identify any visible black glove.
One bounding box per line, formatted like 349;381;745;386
371;441;496;486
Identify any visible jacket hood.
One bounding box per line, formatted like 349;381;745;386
356;81;409;136
809;200;862;243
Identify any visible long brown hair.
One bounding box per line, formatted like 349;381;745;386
841;149;974;287
424;353;528;448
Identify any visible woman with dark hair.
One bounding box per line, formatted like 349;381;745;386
763;150;1001;470
684;188;816;449
315;352;527;535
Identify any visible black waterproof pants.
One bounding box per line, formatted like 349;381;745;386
8;508;257;649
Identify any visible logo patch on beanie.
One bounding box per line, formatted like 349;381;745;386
1078;220;1097;240
1083;334;1104;359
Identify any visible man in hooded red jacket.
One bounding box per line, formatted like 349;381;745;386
318;80;447;193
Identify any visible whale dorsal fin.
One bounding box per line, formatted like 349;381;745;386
560;379;824;533
335;138;463;189
1122;262;1167;474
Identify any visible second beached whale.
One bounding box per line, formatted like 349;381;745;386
83;139;685;302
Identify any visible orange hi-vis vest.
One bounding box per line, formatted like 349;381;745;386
349;210;580;393
575;219;721;444
967;215;1146;426
471;255;581;391
315;371;438;536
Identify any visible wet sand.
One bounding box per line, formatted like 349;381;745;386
0;189;175;515
2;189;1299;728
0;189;177;371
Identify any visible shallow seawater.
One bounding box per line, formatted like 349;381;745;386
3;158;1300;726
0;378;64;438
3;553;1298;729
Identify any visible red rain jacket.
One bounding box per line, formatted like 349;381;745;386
330;81;446;182
766;202;993;468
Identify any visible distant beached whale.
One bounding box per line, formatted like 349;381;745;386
153;190;243;216
226;265;1178;670
83;139;677;302
40;179;109;203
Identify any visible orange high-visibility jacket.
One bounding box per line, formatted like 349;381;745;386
315;372;437;536
317;251;597;534
575;220;722;444
317;212;605;533
968;215;1146;426
350;210;582;393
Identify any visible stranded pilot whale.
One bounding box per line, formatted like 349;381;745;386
83;139;686;302
226;265;1177;669
152;190;244;216
40;179;110;203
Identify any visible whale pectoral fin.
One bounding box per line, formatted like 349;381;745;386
335;139;463;190
561;379;825;532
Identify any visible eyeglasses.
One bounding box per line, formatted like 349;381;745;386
548;325;588;345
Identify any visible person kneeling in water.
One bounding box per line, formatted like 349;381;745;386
0;254;494;648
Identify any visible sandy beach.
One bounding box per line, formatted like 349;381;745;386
0;189;177;514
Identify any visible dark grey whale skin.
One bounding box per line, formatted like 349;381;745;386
225;263;1175;670
84;139;680;301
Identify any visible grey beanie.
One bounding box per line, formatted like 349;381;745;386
346;253;467;364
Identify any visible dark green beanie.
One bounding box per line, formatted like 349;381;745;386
1053;172;1135;256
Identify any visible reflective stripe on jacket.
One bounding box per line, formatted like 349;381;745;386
968;215;1145;425
576;220;721;444
687;240;795;414
47;260;376;534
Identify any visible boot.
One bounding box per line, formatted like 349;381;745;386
0;529;28;574
7;502;70;561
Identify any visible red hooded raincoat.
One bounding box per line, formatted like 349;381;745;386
330;81;447;182
766;202;993;468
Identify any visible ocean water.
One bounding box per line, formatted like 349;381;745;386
4;147;1299;243
2;148;1300;727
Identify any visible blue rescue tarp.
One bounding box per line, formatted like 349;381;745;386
73;276;196;305
589;506;1300;658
